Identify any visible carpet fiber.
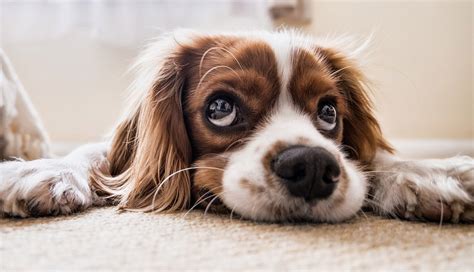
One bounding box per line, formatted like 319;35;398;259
1;207;473;271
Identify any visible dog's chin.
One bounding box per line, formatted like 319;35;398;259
219;194;367;223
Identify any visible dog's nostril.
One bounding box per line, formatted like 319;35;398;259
271;146;340;201
323;174;339;184
322;163;341;184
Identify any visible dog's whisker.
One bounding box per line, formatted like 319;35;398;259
225;139;246;152
229;204;237;222
196;65;242;90
356;209;369;221
199;46;244;78
364;170;400;174
203;193;223;216
363;198;398;219
183;188;223;218
340;144;359;158
199;46;221;78
328;66;353;79
151;166;225;211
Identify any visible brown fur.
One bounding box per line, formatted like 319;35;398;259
184;40;280;157
91;32;393;214
319;47;394;165
262;140;290;189
91;49;193;212
192;154;228;196
240;179;265;194
192;154;229;212
289;49;348;142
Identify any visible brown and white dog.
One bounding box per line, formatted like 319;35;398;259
1;30;473;223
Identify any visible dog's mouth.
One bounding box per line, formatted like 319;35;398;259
190;186;316;222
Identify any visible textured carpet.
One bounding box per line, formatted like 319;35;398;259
1;207;473;271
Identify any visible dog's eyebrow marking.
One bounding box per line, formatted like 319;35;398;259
196;65;242;90
199;46;244;78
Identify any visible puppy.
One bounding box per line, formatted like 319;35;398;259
1;30;473;223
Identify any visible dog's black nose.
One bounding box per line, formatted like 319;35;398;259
271;146;340;201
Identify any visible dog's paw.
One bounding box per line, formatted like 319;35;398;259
0;160;94;217
372;156;474;223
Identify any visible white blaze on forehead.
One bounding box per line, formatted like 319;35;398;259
259;33;295;106
266;37;293;89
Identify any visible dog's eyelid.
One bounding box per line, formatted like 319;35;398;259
318;95;338;107
206;87;243;101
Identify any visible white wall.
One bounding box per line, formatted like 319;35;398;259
304;1;473;140
2;1;473;144
3;35;134;142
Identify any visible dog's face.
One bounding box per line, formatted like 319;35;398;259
102;30;392;222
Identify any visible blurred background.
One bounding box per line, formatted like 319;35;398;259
1;0;472;156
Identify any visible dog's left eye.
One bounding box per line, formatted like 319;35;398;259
206;98;237;127
317;103;337;130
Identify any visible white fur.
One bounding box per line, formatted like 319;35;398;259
0;143;108;217
370;151;474;222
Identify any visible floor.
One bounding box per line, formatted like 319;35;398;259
1;207;473;271
1;142;473;271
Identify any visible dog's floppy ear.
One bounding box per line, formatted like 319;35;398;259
319;47;394;165
92;33;193;212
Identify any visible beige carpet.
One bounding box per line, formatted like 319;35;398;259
1;207;473;271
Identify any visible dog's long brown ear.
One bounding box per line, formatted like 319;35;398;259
320;47;394;165
92;34;193;212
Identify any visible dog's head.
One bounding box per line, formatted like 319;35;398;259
95;30;393;222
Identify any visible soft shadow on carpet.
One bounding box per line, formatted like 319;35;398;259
1;207;473;271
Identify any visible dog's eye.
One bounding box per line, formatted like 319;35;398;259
317;103;337;130
206;98;237;127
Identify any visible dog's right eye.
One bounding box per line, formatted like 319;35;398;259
206;98;238;127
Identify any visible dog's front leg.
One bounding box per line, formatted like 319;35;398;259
368;150;474;223
0;142;109;217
